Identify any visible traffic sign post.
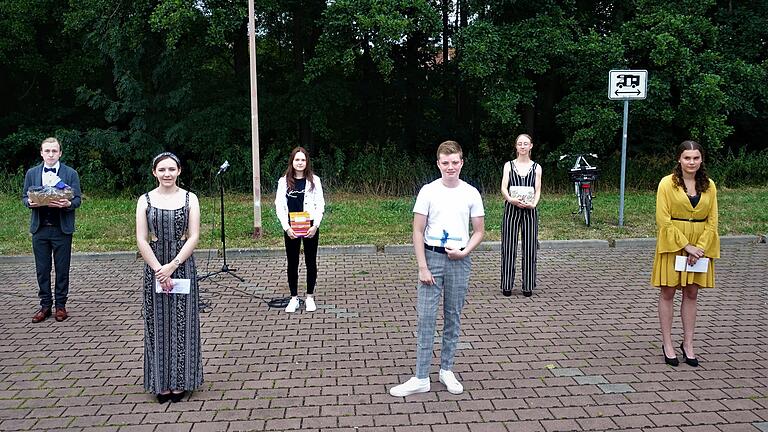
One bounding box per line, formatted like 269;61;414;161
609;69;648;227
609;70;648;100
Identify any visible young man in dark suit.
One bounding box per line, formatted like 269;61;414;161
22;137;82;323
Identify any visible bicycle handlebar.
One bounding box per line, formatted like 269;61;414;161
560;153;598;170
559;153;598;160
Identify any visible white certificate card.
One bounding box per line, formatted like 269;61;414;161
508;186;535;204
155;278;191;294
674;256;709;273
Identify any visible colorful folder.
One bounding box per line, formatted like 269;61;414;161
289;211;311;237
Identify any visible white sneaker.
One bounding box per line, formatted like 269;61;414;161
439;369;463;394
305;296;317;312
389;377;430;397
285;297;299;313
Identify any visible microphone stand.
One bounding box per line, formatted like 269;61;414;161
198;168;244;282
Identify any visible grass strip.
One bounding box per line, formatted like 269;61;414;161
1;188;766;255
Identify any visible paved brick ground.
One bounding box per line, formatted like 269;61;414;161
0;242;766;431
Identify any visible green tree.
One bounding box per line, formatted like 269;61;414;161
1;0;766;194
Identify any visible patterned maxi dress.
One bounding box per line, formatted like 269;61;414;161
143;192;203;394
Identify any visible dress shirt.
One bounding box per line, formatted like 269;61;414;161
42;162;61;186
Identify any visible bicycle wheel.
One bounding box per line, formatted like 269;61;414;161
581;187;592;226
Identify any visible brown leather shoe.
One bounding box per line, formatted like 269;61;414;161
32;308;52;323
54;307;68;322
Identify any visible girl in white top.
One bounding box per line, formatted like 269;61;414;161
274;147;325;312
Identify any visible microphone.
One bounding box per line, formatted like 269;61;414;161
216;160;230;176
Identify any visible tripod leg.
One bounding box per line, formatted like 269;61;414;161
198;177;246;284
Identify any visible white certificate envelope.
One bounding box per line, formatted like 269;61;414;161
674;256;709;273
509;186;535;203
45;175;63;186
155;278;191;294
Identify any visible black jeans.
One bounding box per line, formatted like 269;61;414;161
32;226;73;308
283;229;319;297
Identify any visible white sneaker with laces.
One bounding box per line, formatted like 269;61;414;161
305;296;317;312
439;369;463;394
389;377;430;397
285;296;300;313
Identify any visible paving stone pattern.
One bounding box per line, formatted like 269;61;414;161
0;243;766;431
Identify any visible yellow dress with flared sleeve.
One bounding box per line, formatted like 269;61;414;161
651;174;720;288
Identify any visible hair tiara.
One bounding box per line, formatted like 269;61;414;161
152;152;181;168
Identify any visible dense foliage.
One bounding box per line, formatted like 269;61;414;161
1;0;766;195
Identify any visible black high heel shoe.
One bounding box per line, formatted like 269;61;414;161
662;347;679;366
680;343;699;367
170;391;187;402
156;393;172;404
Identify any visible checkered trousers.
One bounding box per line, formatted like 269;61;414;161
415;249;472;378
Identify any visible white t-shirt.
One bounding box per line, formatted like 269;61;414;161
413;179;485;249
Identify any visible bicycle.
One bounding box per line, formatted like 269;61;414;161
559;153;600;226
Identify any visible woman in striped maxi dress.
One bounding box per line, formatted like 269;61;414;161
136;152;203;403
500;134;542;297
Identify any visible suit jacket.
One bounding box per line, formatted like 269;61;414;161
22;162;82;234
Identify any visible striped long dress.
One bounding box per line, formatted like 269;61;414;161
501;161;539;295
143;192;203;394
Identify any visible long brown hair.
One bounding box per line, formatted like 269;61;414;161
284;147;315;191
671;140;710;194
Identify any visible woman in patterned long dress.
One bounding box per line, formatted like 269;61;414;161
652;141;719;367
136;152;203;403
500;134;542;297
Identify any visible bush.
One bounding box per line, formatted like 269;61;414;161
709;148;768;187
561;149;768;192
77;158;119;195
596;153;672;191
4;136;766;197
0;129;47;172
314;147;347;191
344;144;433;195
0;167;25;195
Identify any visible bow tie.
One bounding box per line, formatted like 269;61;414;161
44;167;56;173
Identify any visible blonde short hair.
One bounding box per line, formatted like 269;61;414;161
436;140;462;159
40;137;61;151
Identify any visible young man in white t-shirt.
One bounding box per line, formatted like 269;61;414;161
389;140;485;397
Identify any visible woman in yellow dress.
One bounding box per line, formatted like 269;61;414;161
652;140;719;367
